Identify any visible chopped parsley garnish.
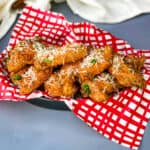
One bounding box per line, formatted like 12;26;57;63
90;58;97;64
13;74;22;80
42;58;52;63
82;83;91;95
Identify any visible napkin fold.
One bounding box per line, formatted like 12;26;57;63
0;0;65;40
67;0;150;23
0;0;17;40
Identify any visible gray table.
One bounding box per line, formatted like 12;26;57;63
0;2;150;150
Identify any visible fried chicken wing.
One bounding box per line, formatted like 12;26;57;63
45;63;78;97
93;73;119;93
7;39;35;72
81;80;108;102
78;46;113;82
34;43;88;70
110;54;146;88
6;37;56;73
10;66;51;94
81;73;118;102
124;55;145;72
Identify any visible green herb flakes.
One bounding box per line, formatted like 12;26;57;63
13;74;22;80
90;58;97;64
82;83;91;95
42;58;52;63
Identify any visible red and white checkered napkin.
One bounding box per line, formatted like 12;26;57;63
0;6;150;149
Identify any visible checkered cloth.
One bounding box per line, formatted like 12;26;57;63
0;6;150;149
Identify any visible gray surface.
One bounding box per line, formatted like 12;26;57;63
0;2;150;150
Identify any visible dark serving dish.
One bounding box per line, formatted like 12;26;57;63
27;97;70;111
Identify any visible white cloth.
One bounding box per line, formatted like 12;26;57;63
25;0;51;10
0;0;17;39
0;0;52;40
67;0;150;23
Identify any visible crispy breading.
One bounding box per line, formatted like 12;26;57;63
78;46;113;82
6;37;52;73
45;63;78;97
110;54;146;88
81;73;118;102
6;38;146;102
93;73;119;94
34;43;88;70
10;66;51;94
124;55;145;72
81;80;108;102
7;40;35;72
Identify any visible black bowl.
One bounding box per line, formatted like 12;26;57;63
27;97;70;111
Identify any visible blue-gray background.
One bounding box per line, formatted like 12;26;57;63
0;2;150;150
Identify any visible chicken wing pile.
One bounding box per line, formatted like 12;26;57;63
6;37;146;102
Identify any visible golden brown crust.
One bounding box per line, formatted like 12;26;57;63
7;40;35;72
124;55;145;72
110;54;146;88
34;43;88;70
81;80;108;102
10;66;51;94
81;73;118;102
78;46;113;82
45;63;78;97
6;37;146;102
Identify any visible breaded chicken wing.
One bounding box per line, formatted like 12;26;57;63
110;54;145;88
78;46;113;82
7;39;35;72
93;73;119;93
124;54;145;72
6;37;55;73
10;66;51;94
81;73;118;102
45;63;78;97
34;43;88;70
81;80;108;102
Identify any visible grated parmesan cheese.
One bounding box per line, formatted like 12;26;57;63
33;42;84;63
22;67;37;86
61;68;73;77
32;42;56;61
80;48;105;68
15;40;31;52
94;73;115;85
112;55;124;74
